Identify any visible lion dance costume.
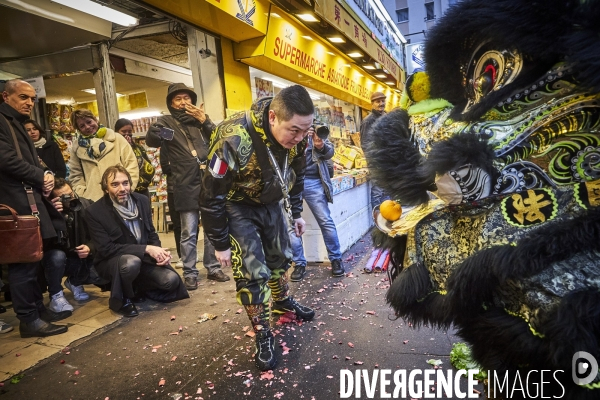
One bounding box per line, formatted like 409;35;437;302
365;0;600;398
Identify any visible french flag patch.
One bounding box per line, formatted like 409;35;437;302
208;152;228;178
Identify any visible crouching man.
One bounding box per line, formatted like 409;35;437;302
85;165;189;317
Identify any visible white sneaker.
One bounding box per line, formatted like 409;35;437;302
0;319;13;334
65;279;90;301
175;260;183;269
49;291;74;313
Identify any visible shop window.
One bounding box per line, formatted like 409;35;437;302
396;8;408;23
448;0;458;4
425;2;435;21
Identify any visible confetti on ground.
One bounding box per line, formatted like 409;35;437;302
260;371;274;380
348;342;354;348
198;313;217;323
159;378;166;387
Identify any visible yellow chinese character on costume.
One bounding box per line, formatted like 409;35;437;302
511;190;552;224
586;180;600;207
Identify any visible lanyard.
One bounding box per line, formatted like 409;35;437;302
266;146;294;224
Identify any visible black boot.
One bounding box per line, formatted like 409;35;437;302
117;299;138;317
255;330;277;371
244;303;278;371
20;318;68;338
331;259;345;277
39;307;72;322
272;296;315;321
290;264;306;282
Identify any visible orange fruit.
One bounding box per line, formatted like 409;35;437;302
380;200;402;221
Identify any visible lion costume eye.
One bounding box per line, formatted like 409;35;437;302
464;47;523;113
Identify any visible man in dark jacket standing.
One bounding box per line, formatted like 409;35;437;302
289;128;344;281
146;83;229;290
0;79;69;337
85;166;189;317
360;91;389;209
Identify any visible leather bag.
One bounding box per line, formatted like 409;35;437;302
0;204;43;264
0;114;44;264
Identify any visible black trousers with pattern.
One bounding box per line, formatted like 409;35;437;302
226;201;292;308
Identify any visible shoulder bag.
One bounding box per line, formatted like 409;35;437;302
0;115;44;264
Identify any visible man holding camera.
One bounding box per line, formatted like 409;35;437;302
146;83;228;290
49;178;107;305
200;85;315;371
289;126;345;281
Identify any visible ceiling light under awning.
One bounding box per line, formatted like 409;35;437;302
363;65;376;70
296;14;319;22
52;0;138;26
328;37;345;43
347;52;363;58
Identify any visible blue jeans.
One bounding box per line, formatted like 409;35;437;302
180;210;220;279
290;178;342;266
43;249;66;296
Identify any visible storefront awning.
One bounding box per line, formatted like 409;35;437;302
137;0;270;42
233;7;401;109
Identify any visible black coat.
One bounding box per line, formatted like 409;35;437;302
146;115;215;211
35;138;66;178
359;110;385;150
0;102;65;240
84;192;188;303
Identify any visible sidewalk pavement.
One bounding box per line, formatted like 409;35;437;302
0;230;184;381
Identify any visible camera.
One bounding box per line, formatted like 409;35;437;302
60;194;82;212
153;124;174;141
313;123;330;140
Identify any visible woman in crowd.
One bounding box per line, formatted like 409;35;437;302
114;118;155;199
68;109;139;201
24;119;66;178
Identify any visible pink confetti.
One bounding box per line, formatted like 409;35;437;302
171;356;177;362
348;342;354;348
366;311;376;315
354;361;364;365
170;315;176;321
158;378;166;387
74;370;80;375
260;371;275;380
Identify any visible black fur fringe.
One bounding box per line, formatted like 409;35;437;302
422;133;497;179
365;111;498;207
364;109;432;206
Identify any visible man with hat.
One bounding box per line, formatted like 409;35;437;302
146;83;229;290
360;91;389;208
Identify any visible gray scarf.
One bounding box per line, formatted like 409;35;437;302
112;196;142;243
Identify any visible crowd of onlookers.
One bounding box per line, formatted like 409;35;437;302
0;79;224;337
1;79;383;373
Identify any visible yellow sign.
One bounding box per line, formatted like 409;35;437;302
316;1;403;84
237;8;400;108
139;0;269;41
